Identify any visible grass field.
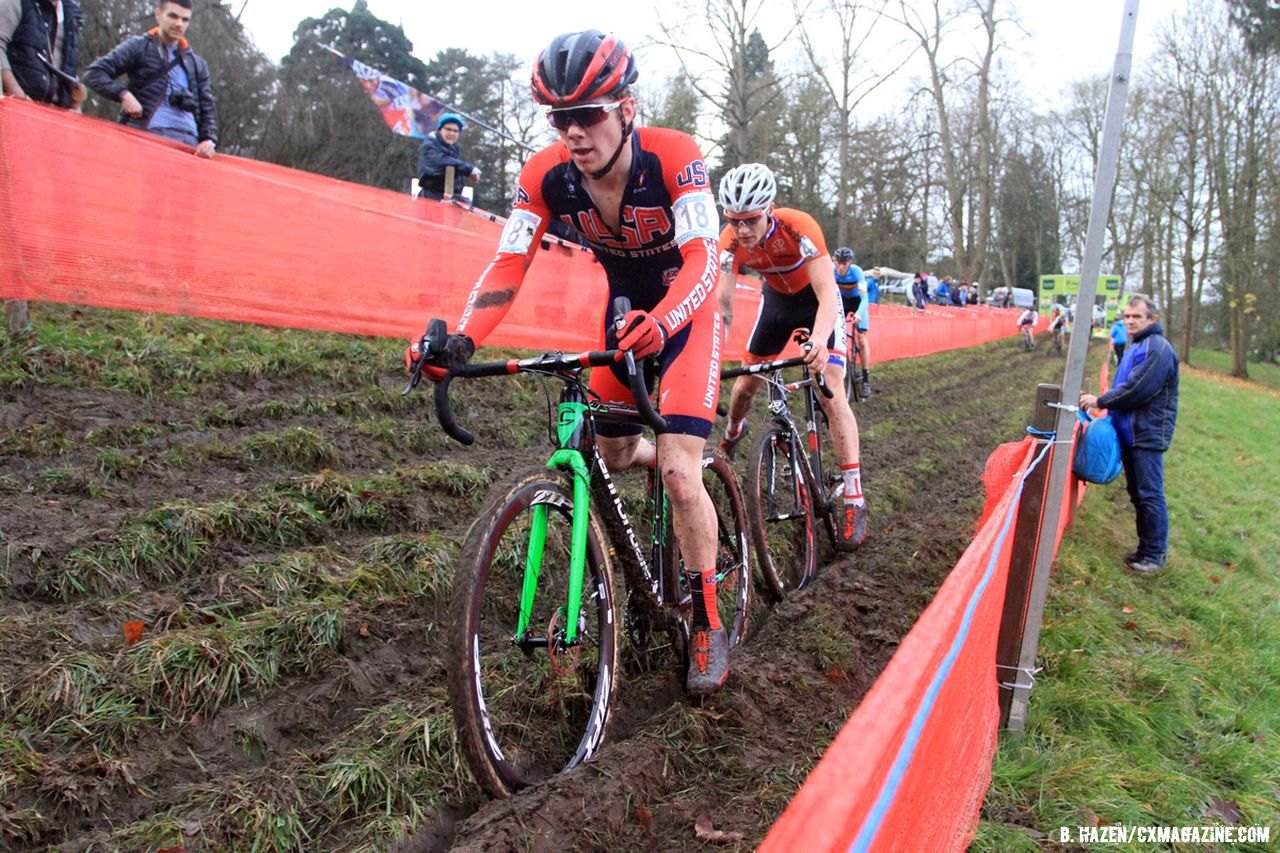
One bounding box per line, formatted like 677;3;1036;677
976;362;1280;850
1186;348;1280;391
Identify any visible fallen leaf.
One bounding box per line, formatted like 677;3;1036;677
1209;575;1221;585
122;620;145;645
1121;605;1134;614
825;667;843;682
157;847;187;853
634;806;653;830
694;814;745;844
1201;796;1242;825
1122;621;1137;631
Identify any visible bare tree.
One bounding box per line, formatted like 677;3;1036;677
654;0;799;166
793;0;907;246
889;0;1002;283
1201;1;1278;377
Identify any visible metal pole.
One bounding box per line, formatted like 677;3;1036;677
1006;0;1140;733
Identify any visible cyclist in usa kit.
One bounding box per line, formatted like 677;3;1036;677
715;163;869;550
406;30;731;695
833;246;872;395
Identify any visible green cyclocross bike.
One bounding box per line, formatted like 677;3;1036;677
406;299;753;798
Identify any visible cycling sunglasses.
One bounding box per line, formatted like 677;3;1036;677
547;101;624;131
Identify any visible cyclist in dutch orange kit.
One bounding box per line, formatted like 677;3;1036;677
715;163;869;549
406;30;732;695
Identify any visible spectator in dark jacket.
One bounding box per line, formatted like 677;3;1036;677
84;0;216;157
1;0;85;108
416;112;479;199
1079;294;1179;574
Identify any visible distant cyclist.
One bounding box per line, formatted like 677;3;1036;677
715;163;868;550
833;246;871;395
1049;304;1069;355
405;30;731;696
1017;306;1037;350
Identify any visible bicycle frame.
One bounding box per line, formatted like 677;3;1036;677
764;368;833;522
515;376;675;650
725;356;834;524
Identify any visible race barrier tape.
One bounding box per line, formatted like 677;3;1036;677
762;436;1069;851
1;100;1025;360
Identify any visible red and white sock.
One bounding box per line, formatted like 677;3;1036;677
842;463;865;507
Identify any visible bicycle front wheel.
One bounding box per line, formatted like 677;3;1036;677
845;347;867;404
745;425;818;599
447;468;618;798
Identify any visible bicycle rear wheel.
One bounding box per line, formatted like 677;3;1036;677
745;425;817;599
447;468;618;798
699;447;754;646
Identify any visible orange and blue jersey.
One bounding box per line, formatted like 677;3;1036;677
717;208;829;296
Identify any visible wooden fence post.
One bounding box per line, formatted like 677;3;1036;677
5;300;29;334
442;165;455;203
996;383;1060;728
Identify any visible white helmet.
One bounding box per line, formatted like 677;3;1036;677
718;163;777;215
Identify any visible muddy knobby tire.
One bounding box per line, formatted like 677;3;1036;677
699;447;755;647
745;425;817;600
447;467;619;797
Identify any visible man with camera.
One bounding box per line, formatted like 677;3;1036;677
84;0;216;158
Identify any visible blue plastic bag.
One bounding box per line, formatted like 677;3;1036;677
1072;409;1122;484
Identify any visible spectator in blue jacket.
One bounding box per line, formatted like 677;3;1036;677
416;112;480;199
84;0;217;157
1079;294;1179;574
1108;316;1127;364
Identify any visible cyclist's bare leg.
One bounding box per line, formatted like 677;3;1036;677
596;433;656;472
819;361;861;465
724;373;764;424
656;433;717;581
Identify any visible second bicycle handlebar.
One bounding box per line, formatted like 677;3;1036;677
721;354;835;399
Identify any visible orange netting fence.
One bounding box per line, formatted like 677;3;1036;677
762;426;1082;851
1;99;1025;360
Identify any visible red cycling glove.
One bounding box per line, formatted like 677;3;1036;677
616;311;667;359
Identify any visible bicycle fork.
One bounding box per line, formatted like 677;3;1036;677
514;398;595;652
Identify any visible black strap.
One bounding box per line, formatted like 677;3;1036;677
134;50;183;90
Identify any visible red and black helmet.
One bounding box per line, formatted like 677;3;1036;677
531;30;638;107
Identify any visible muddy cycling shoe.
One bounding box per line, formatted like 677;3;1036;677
835;501;868;552
687;627;729;696
860;370;872;397
719;423;749;460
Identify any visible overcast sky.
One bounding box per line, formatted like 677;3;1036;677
233;0;1168;109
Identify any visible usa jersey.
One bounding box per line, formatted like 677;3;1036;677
717;208;829;296
458;127;720;347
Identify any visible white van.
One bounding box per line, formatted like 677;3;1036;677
987;287;1036;310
